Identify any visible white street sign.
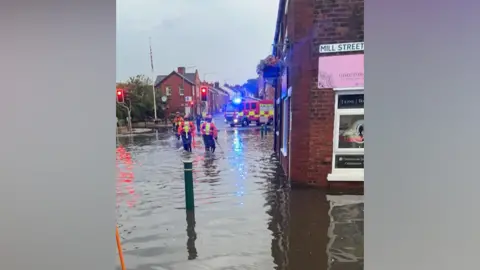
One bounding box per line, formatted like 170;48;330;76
319;42;364;53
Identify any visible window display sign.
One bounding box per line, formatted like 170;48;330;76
338;94;364;109
335;155;364;169
338;115;364;149
318;54;364;88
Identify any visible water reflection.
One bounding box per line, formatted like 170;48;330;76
202;156;219;179
116;145;138;208
264;159;364;270
326;195;364;270
185;211;198;260
265;165;290;270
116;123;363;270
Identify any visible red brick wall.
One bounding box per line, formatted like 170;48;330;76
278;0;364;187
157;73;195;116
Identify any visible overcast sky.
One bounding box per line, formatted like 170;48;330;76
116;0;278;85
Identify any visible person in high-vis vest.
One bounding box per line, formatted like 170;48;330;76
200;114;218;152
172;112;184;140
178;115;195;152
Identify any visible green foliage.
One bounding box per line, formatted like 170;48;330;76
242;78;259;97
116;74;164;121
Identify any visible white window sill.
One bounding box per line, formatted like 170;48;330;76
326;195;364;205
280;148;288;157
327;171;364;182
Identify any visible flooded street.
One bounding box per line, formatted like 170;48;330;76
116;116;364;270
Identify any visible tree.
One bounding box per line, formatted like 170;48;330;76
116;74;164;122
242;78;259;97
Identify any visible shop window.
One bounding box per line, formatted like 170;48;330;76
333;92;364;170
281;97;290;156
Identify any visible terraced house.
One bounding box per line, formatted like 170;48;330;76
271;0;364;188
154;67;202;117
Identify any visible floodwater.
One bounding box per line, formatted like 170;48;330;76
116;119;364;270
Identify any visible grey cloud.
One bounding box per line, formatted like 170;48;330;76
116;0;278;84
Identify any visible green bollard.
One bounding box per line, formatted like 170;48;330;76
183;159;195;211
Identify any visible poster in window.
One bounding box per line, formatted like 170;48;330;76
338;115;364;149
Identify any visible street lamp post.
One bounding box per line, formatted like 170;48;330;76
149;37;158;122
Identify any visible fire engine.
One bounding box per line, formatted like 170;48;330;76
224;97;274;127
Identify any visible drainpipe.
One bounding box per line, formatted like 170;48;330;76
288;92;292;182
273;81;278;151
272;0;286;153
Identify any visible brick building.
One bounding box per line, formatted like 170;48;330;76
209;82;230;113
272;0;364;188
258;75;276;100
154;67;202;117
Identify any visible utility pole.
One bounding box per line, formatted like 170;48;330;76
149;37;158;121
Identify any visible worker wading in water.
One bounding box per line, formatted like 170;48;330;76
200;114;218;152
172;112;184;140
178;115;195;152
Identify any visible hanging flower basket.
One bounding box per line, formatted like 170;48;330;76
256;55;286;79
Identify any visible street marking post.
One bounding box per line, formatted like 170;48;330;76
183;159;195;211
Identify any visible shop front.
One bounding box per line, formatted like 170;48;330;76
317;54;364;182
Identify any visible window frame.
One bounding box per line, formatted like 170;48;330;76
165;86;172;96
331;88;364;174
179;86;184;96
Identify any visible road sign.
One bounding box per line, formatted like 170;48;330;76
319;42;364;53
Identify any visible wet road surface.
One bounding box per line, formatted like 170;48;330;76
116;117;364;270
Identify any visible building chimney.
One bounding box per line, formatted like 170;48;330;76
177;67;185;74
214;81;219;88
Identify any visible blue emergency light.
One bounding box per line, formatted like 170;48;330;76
233;98;242;104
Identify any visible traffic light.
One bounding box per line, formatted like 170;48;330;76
200;86;207;101
116;89;125;103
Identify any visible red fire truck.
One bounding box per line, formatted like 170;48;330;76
224;97;274;127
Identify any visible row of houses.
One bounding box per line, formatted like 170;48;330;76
154;67;236;117
268;0;364;189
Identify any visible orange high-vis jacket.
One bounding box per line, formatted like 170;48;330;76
178;121;195;136
173;116;184;126
200;122;218;137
